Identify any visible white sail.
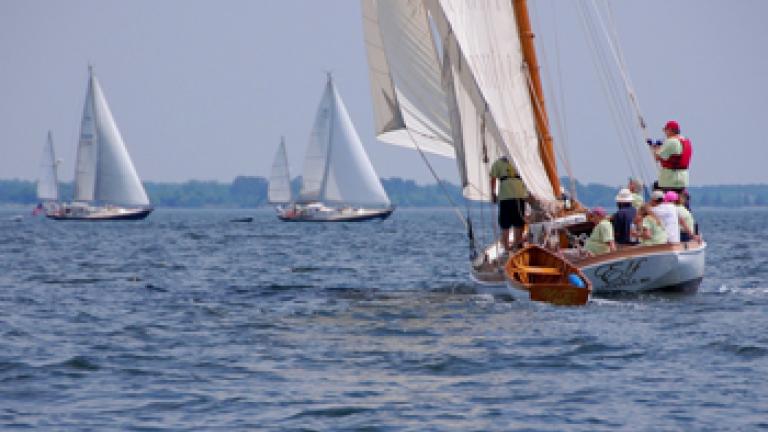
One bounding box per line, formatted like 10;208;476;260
361;0;454;158
73;75;98;202
90;73;150;207
36;131;59;201
268;137;292;204
428;0;555;202
299;76;390;207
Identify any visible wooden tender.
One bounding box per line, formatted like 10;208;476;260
504;245;592;306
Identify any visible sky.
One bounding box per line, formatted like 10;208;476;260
1;0;766;187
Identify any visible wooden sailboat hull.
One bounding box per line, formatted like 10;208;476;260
472;241;706;297
277;207;394;222
47;206;153;221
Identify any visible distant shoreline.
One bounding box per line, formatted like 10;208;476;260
2;177;768;209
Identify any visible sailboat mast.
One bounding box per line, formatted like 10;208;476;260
319;73;335;203
512;0;561;198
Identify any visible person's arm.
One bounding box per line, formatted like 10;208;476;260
656;138;680;162
679;215;694;236
608;240;617;252
490;177;498;203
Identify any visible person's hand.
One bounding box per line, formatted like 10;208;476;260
491;194;498;204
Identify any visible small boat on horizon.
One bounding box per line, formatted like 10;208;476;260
44;66;152;221
268;74;393;222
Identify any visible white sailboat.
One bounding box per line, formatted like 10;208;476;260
360;0;705;302
36;130;61;213
271;74;394;222
47;66;152;221
268;136;293;206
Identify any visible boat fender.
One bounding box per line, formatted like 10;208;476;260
567;273;586;289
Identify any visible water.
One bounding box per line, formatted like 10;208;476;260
1;208;766;431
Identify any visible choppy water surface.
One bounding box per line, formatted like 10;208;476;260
0;208;766;431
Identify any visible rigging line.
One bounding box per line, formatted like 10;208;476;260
522;63;571;199
589;0;657;182
590;3;651;186
578;0;645;183
548;0;578;200
404;127;468;229
575;1;642;183
529;0;577;194
537;33;576;198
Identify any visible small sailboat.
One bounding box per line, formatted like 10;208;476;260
35;130;61;215
360;0;705;303
47;66;152;221
269;74;393;222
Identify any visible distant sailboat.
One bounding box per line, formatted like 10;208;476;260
270;74;393;222
47;66;152;221
35;130;60;214
268;136;293;206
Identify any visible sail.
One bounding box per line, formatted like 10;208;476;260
268;137;292;204
73;75;98;202
361;0;454;158
299;76;390;207
36;131;59;201
428;0;556;202
90;73;150;207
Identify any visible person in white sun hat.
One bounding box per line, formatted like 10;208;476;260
611;188;637;245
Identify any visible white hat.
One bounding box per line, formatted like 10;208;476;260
651;190;665;201
615;188;634;203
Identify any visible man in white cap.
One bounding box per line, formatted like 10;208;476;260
612;188;637;245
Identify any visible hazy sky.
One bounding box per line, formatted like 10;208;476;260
1;0;766;186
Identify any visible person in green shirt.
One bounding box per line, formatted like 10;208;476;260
675;191;699;242
654;120;689;191
584;207;616;256
628;178;644;209
490;156;528;251
634;204;668;245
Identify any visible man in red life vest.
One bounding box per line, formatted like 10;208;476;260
652;120;692;194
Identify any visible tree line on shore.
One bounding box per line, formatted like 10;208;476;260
1;176;767;208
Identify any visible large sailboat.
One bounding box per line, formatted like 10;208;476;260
269;74;394;222
360;0;705;303
47;67;152;221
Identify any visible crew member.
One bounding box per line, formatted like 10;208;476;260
675;191;699;242
635;204;668;245
628;178;644;209
651;190;681;243
653;120;692;194
585;207;616;255
612;188;637;245
490;156;528;251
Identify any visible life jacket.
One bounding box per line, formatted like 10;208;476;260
660;136;692;170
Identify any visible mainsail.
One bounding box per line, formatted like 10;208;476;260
299;75;390;207
73;68;150;207
36;130;59;201
361;0;557;202
268;137;292;204
361;0;453;158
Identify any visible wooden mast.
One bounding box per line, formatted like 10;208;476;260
512;0;561;198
